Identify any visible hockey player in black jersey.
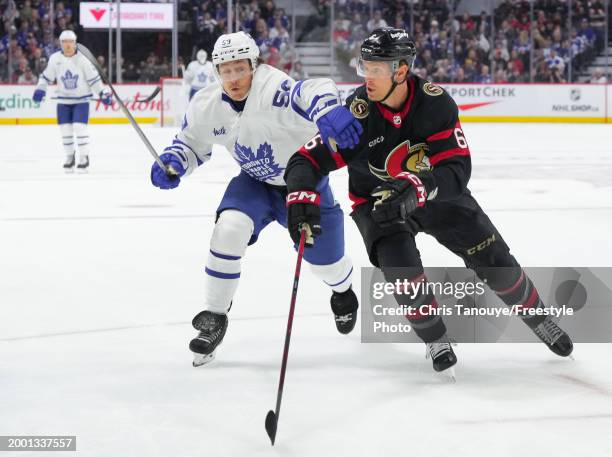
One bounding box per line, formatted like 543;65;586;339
283;28;574;374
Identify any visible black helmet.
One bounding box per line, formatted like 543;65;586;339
361;27;416;65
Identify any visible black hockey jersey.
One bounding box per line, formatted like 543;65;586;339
284;75;472;209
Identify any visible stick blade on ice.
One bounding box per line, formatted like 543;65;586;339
265;410;277;445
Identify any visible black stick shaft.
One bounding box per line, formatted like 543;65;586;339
271;227;307;443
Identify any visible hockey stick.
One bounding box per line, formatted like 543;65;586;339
76;43;178;177
265;225;309;445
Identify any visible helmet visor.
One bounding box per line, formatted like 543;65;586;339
356;58;395;78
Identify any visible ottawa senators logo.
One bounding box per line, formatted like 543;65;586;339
368;140;432;181
423;82;443;97
350;98;369;119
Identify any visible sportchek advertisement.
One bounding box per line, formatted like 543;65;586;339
2;83;610;124
339;82;611;123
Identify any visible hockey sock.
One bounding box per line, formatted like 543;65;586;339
203;210;253;314
310;255;353;293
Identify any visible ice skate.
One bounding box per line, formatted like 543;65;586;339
426;335;457;380
63;154;75;173
532;317;573;357
330;287;359;334
189;310;228;367
76;155;89;173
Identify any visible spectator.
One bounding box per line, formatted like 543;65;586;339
17;65;36;83
366;10;387;33
290;60;309;80
476;64;492;83
589;68;607;83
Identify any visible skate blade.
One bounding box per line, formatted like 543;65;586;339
64;167;75;174
435;366;456;383
76;168;89;174
192;351;216;367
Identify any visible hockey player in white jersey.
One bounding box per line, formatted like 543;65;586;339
150;32;364;366
33;30;112;171
184;49;216;100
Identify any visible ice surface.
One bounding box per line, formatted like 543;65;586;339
1;123;612;457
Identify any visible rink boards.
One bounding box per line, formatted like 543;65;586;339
1;82;612;124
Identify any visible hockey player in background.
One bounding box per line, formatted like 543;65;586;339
150;32;363;366
32;30;112;171
184;49;216;100
284;28;574;374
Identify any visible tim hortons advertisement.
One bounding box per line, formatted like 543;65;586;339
0;84;165;124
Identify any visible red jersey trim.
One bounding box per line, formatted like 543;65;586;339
375;76;416;129
426;121;462;142
298;147;321;170
348;192;368;210
429;147;470;166
331;152;346;170
427;128;454;142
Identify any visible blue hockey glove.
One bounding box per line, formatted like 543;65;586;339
99;90;112;106
33;89;46;102
150;153;185;190
316;106;363;151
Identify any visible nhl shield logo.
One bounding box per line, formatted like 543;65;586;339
392;115;402;125
570;89;581;101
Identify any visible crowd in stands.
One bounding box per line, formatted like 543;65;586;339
0;0;303;83
1;0;609;85
190;0;299;76
335;0;609;83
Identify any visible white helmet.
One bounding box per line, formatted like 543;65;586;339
212;32;260;76
59;30;77;42
196;49;207;64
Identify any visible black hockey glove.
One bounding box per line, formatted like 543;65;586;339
286;190;322;246
371;172;427;227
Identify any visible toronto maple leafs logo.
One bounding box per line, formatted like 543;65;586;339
234;141;283;181
197;72;208;82
61;70;79;90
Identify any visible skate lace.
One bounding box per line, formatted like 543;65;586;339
195;314;224;344
426;341;452;360
534;319;563;345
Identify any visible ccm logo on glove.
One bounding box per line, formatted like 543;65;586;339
286;191;321;206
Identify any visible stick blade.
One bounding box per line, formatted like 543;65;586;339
265;410;278;445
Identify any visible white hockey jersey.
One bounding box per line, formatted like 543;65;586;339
36;50;105;104
164;64;341;187
184;61;216;90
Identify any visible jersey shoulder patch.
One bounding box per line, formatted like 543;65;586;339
350;97;369;119
423;82;444;97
